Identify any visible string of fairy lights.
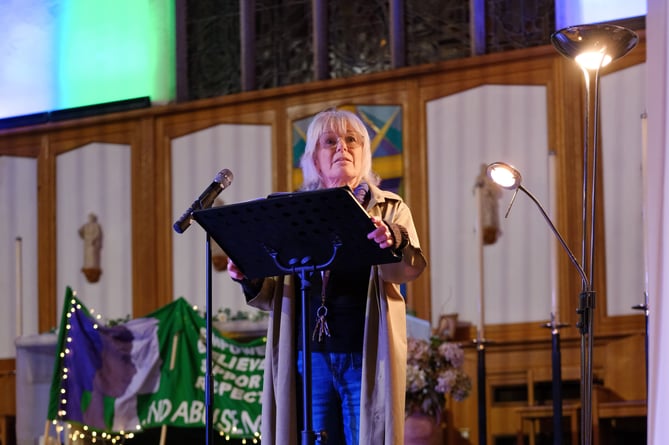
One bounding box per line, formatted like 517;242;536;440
50;293;139;444
50;292;262;444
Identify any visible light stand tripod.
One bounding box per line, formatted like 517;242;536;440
173;168;234;445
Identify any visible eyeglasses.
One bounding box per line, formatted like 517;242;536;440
318;133;362;150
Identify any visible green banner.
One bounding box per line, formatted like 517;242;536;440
48;287;265;439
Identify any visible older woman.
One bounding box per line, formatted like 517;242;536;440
228;108;426;444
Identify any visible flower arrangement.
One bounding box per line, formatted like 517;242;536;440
212;307;270;336
405;336;472;418
215;307;269;322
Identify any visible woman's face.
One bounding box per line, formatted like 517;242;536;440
314;128;364;188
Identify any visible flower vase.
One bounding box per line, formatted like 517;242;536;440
404;412;444;445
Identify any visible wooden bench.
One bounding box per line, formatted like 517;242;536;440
592;387;646;445
516;385;647;445
516;403;580;445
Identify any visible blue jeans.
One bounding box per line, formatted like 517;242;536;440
297;352;363;445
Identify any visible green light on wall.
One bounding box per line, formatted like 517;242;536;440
57;0;175;109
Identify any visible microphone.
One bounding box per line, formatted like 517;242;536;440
173;168;234;234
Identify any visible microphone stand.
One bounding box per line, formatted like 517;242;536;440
172;167;233;444
205;235;215;445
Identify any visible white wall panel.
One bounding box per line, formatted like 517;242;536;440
56;143;132;322
601;63;647;316
0;156;38;358
171;124;273;318
427;85;553;328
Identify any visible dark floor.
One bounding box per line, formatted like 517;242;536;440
124;427;252;445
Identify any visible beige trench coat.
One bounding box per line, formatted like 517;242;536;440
246;184;427;445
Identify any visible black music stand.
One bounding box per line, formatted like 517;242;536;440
192;186;401;445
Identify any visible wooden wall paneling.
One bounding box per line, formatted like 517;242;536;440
133;116;160;317
596;37;647;337
44;119;144;326
418;48;557;340
0;358;16;445
0;358;16;414
417;46;558;101
0;132;41;158
37;134;57;333
154;112;178;306
0;131;44;333
549;37;647;339
404;79;430;319
542;53;581;339
549;52;592;338
273;103;290;193
600;64;646;318
154;103;279;309
600;333;647;400
0;40;639;331
0;38;649;442
451;331;645;445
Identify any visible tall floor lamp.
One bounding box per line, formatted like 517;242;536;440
487;22;638;445
487;162;585;445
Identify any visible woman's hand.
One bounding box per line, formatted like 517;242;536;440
227;258;246;280
368;216;394;249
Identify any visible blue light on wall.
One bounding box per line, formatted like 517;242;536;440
0;0;175;120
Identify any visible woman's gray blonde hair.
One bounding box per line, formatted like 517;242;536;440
299;108;380;190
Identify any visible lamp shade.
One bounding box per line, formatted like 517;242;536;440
486;162;522;190
551;24;638;70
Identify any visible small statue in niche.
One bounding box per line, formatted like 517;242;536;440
211;198;229;272
476;163;502;245
79;212;103;283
